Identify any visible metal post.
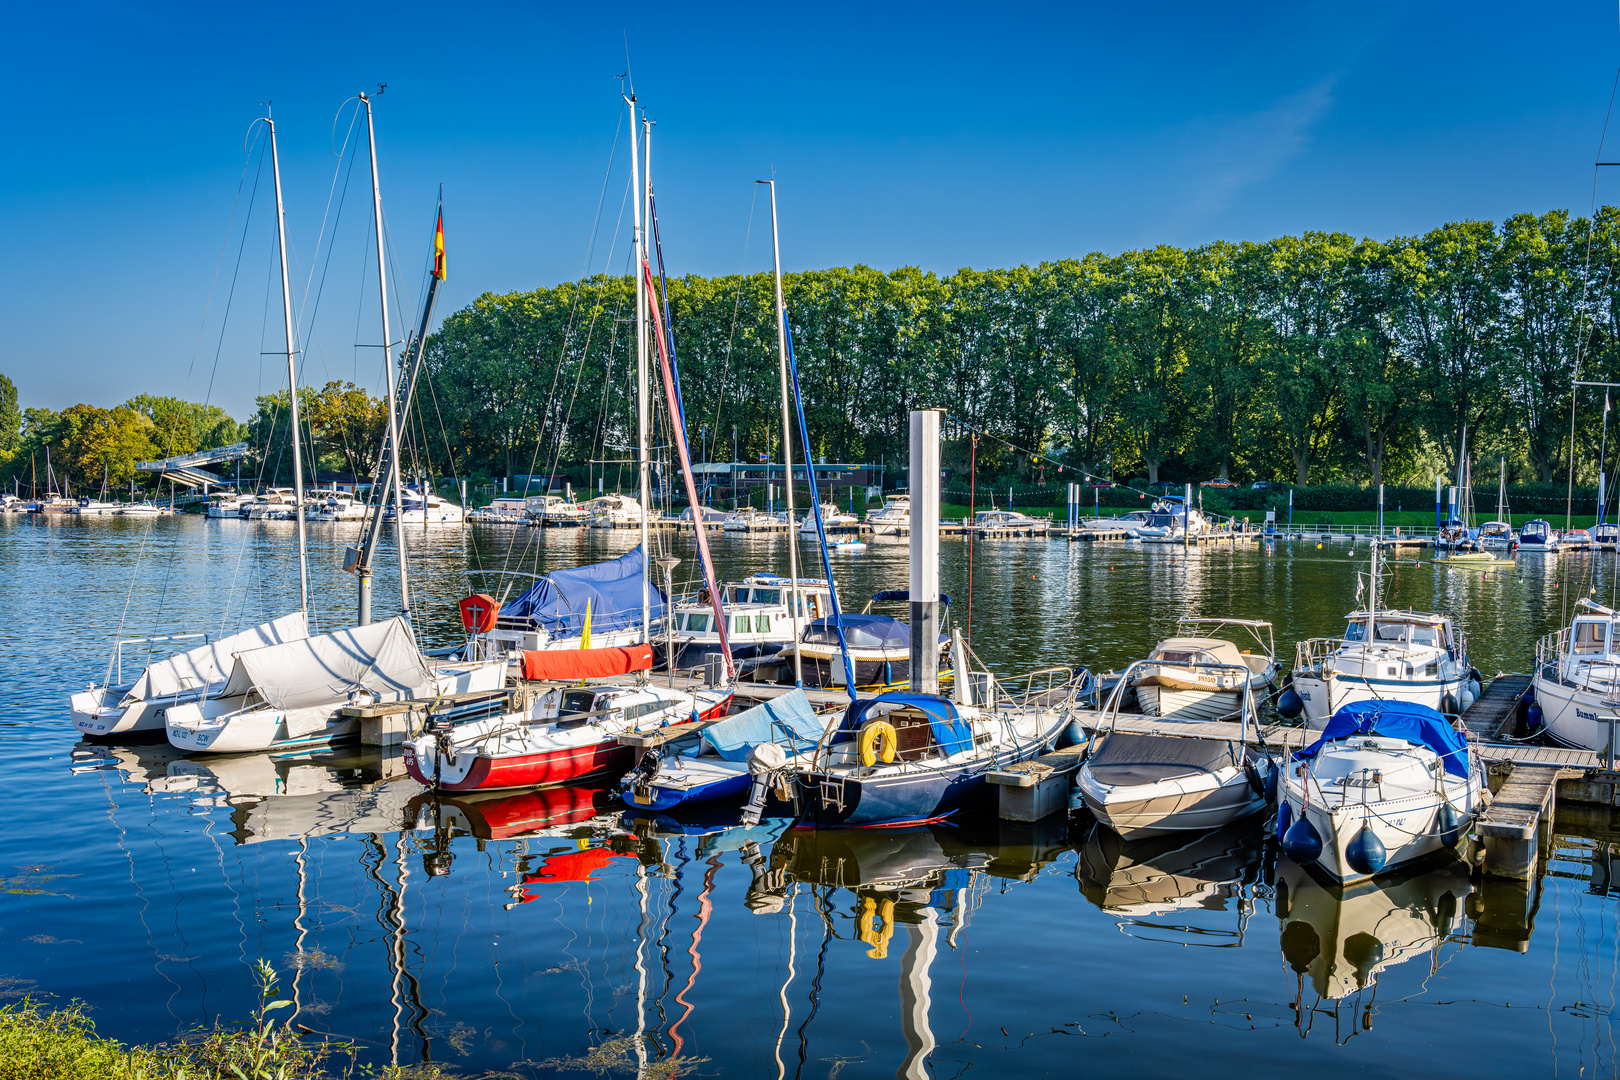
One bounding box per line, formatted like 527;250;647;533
266;112;309;614
910;410;941;696
629;98;652;644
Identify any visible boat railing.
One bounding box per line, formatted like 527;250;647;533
998;666;1095;710
108;632;209;686
1535;625;1620;698
1093;658;1261;746
1293;636;1345;675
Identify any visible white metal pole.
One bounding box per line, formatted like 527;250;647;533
266;113;309;615
910;410;941;695
629;98;651;644
763;180;803;684
361;93;410;618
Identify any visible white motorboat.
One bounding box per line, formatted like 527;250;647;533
966;507;1050;536
1124;617;1279;722
244;488;299;519
662;573;834;671
70;611;311;736
1563;528;1594;551
1279;700;1482;884
385;486;464;524
119;502;164;516
866;494;910;537
164;617;505;753
799;502;860;533
467;497;528;524
309;492;367;521
1078;656;1275;838
528;494;591;526
1476;520;1515;550
723;506;786;532
1517;518;1560;551
585;493;644;527
1132;497;1209;542
1530;598;1620;752
1282;544;1478;728
1596;523;1620;550
70;497;121;515
205;493;249;519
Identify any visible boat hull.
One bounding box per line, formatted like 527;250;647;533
1079;765;1265;839
795;766;988;827
1533;673;1620;752
626;759;752;811
407;739;635;792
1279;786;1474;885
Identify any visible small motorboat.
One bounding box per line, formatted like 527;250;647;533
865;494;910;537
1562;528;1594;551
661;573;834;672
1595;523;1620;551
1532;597;1620;751
1279;700;1482;884
619;688;833;812
1118;617;1279;722
1132;497;1210;543
1475;520;1515;550
1437;551;1514;570
1517;518;1560;552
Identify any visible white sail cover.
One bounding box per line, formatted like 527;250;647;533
217;616;430;711
127;611;310;701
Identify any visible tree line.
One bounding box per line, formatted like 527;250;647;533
420;207;1620;493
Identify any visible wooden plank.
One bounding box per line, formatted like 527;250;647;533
1462;675;1530;741
618;719;720;749
1480;764;1560;840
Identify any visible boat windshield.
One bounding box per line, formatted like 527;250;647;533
1574;620;1610;655
749;589;781;605
558;690;597;715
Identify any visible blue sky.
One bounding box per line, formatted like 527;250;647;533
6;0;1620;419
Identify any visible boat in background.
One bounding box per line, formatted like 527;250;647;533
1517;518;1560;552
205;492;249;518
528;494;591;526
800;502;859;533
967;507;1051;536
1279;700;1481;884
1476;520;1515;550
662;573;832;671
1531;598;1620;752
70;497;121;515
1563;528;1593;551
1114;617;1279;722
1134;496;1209;542
866;494;910;536
585;493;644;527
472;546;660;659
386;486;464;524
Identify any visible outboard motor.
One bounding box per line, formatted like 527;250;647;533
740;742;788;826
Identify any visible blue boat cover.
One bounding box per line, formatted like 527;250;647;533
499;547;664;637
701;688;826;762
869;590;953;606
843;693;974;756
802;614;910;649
1293;700;1470;778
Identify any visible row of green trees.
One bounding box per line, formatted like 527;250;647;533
421;208;1620;491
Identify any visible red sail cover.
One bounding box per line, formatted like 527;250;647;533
520;645;654;681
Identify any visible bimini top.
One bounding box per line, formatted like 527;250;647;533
802;614;910;650
842;692;972;756
500;547;665;636
1293;700;1470;779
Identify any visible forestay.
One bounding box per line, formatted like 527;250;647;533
217;616;430;712
701;688;825;762
126;610;309;700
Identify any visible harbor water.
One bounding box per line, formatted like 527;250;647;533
4;514;1620;1077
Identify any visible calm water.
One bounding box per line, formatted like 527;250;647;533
5;515;1620;1078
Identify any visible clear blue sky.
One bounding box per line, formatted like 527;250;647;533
6;0;1620;420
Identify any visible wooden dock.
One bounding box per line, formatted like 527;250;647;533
1462;674;1530;741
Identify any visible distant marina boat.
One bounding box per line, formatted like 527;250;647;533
661;573;833;671
1133;497;1209;542
585;493;644;527
1476;520;1515;550
70;497;121;515
866;494;910;536
385;486;464;524
967;507;1050;536
205;492;249;518
1517;518;1560;552
528;494;590;527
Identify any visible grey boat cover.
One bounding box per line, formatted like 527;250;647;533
701;688;827;762
216;616;430;714
1087;733;1239;786
125;610;309;702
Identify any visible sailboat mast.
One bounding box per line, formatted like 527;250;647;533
762;180;803;685
1499;455;1506;522
266;111;310;614
360;91;411;620
629;97;651;643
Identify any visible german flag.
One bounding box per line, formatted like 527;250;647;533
432;206;446;280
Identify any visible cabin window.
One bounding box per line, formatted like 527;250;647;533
1575;621;1608;655
1158;650;1196;664
1411;626;1439;647
1344;623;1367;642
755;615;772;632
1375;625;1408;643
734;616;752;634
559;690;596;715
687;614;711;634
752;589;781;605
1426;662;1438;676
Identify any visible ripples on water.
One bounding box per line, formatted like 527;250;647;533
5;515;1620;1076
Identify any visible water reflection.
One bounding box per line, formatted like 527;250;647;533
1277;857;1473;1040
1076;821;1265;941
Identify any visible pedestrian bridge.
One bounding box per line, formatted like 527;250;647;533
136;442;249;489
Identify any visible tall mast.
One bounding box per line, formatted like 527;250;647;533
361;91;410;619
266;110;309;614
629;96;651;644
761;180;803;685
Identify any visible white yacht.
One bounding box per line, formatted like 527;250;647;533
1280;700;1481;884
967;507;1050;536
69;497;121;515
310;492;366;521
662;573;835;671
205;492;249;519
119;502;164;516
866;494;910;537
528;494;590;526
467;497;528;524
1134;497;1209;542
386;486;464;524
1476;520;1515;550
585;493;644;528
244;488;298;519
1531;599;1620;752
799;502;860;533
1284;543;1478;728
1517;518;1560;552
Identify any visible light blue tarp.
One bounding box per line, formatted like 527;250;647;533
1293;699;1471;778
701;688;825;762
499;547;664;637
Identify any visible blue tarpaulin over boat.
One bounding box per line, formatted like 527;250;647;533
801;614;910;649
499;547;664;637
700;688;826;762
1293;700;1471;778
843;693;974;756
